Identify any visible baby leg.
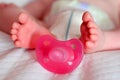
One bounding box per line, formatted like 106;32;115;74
24;0;55;19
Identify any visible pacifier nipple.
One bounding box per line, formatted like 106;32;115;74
49;47;70;62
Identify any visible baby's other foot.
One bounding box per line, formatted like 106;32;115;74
80;12;104;53
0;3;14;8
0;3;7;8
11;12;52;48
0;3;24;34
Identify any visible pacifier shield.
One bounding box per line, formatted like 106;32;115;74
36;35;83;74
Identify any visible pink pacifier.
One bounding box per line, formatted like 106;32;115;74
36;35;84;74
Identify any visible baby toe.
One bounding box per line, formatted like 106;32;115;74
89;28;97;34
11;29;17;34
86;41;94;49
18;12;29;24
82;11;93;22
87;21;97;28
12;22;20;29
90;35;98;41
11;35;17;41
15;41;21;47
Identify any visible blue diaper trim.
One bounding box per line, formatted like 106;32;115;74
76;2;89;11
65;11;74;40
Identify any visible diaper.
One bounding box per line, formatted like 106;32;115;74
44;0;114;40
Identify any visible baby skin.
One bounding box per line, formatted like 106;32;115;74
1;3;120;53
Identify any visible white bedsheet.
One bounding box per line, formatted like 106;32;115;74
0;0;120;80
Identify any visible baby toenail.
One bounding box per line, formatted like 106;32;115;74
15;41;20;47
11;35;17;40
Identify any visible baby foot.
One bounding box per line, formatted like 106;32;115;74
0;3;7;8
80;12;104;53
11;12;52;49
0;3;14;8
